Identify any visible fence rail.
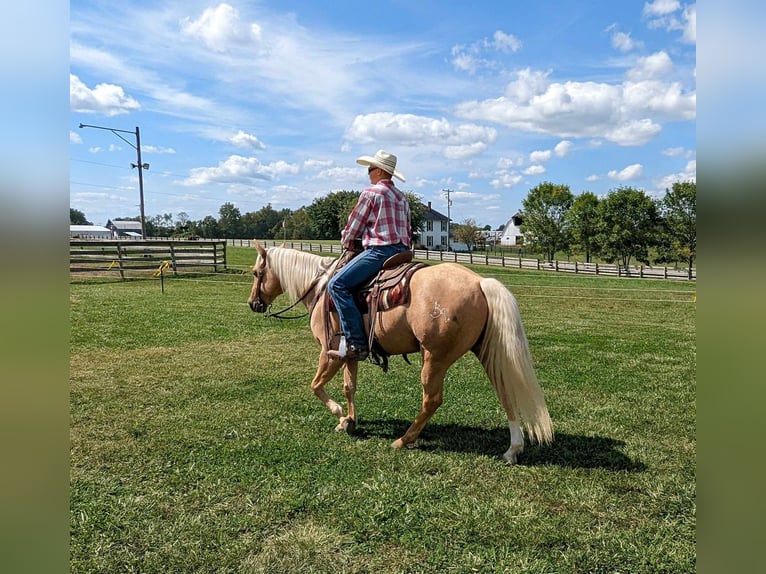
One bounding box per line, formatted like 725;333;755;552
70;239;227;278
240;239;696;281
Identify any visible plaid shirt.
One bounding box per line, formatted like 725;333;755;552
341;180;411;248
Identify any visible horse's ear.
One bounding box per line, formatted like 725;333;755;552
254;239;266;259
279;241;285;248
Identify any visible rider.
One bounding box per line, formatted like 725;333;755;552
327;150;411;362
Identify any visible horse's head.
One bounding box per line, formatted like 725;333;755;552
248;241;284;313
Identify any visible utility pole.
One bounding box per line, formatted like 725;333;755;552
442;188;453;251
79;123;149;239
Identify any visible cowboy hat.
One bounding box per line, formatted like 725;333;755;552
356;149;405;182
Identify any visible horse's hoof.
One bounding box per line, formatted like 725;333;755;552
342;417;356;435
335;417;356;434
391;439;405;449
503;451;519;465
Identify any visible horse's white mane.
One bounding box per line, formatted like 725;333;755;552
266;247;337;302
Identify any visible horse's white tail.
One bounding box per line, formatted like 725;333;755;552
477;278;553;445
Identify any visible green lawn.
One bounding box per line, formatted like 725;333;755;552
70;252;696;573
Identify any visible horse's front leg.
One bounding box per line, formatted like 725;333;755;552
310;351;345;424
335;361;358;434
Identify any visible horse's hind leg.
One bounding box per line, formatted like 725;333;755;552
392;351;448;449
504;420;524;464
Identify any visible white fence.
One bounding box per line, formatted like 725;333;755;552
232;239;696;281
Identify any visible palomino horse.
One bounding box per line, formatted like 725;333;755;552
247;242;553;464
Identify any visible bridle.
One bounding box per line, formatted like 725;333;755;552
250;251;324;320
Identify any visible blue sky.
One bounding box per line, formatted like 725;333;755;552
70;0;696;229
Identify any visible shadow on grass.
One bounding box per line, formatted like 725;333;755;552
355;418;646;471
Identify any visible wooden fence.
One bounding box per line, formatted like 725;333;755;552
70;239;227;279
240;239;696;281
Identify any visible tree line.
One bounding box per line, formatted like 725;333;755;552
70;180;695;270
520;181;695;270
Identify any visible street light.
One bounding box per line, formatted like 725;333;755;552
442;188;453;251
79;123;148;239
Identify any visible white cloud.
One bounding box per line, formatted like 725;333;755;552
524;165;546;176
606;119;662;146
304;158;334;170
529;150;552;163
682;4;696;44
654;159;696;190
490;171;524;189
229;130;266;150
627;51;674;81
70;131;82;144
608;163;644;181
643;0;680;17
346;112;496;149
497;156;524;169
662;146;686;157
450;30;522;74
456;65;694;146
492;31;523;53
444;142;489;159
180;155;273;186
554;140;573;157
180;3;262;52
643;0;695;45
142;146;176;155
70;73;140;116
586;174;601;182
611;31;643;52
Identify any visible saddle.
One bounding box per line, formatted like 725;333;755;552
325;250;426;370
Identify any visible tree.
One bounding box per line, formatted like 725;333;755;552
175;211;190;235
241;203;282;239
567;192;600;263
70;208;90;225
453;218;482;250
198;215;219;238
284;208;314;240
659;181;696;277
594;187;659;268
521;182;574;261
406;192;426;239
305;191;360;239
217;202;242;238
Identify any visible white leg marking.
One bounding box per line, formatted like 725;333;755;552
503;420;524;465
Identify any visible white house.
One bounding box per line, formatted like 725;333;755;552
415;202;450;250
70;225;113;239
500;212;524;246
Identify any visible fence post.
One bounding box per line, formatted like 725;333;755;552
116;243;125;280
169;243;177;275
640;265;644;278
595;262;599;275
575;261;578;274
555;260;559;272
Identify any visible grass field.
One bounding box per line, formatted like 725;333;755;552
70;247;696;573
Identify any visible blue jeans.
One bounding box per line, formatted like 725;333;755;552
328;243;408;349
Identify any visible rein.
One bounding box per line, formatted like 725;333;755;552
264;272;325;321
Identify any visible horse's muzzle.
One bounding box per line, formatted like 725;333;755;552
249;299;268;313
